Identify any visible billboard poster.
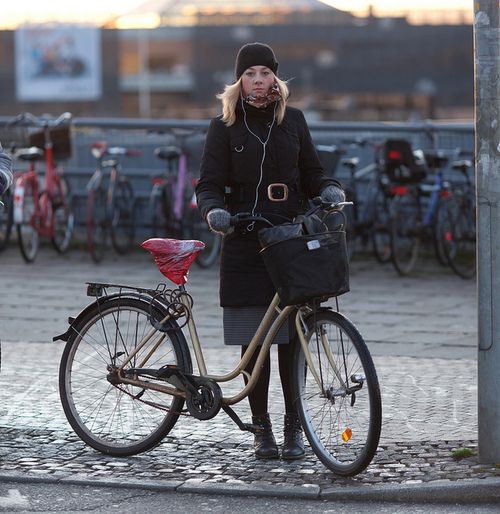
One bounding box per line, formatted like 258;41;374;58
15;25;102;102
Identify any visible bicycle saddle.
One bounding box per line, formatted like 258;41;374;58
142;238;205;285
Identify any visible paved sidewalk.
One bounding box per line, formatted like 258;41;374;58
0;245;498;504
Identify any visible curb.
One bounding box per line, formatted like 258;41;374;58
320;477;500;504
1;472;499;504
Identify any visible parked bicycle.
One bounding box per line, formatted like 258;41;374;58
388;140;460;275
55;199;382;477
340;139;394;263
149;133;221;269
438;156;476;278
86;141;140;263
10;112;74;263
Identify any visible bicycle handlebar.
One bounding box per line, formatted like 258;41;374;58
229;199;352;228
8;112;72;128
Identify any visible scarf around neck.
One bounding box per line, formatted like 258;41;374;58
242;82;282;108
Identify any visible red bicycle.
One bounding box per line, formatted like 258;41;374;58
11;112;74;262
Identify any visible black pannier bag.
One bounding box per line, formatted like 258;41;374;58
383;139;427;184
258;214;349;306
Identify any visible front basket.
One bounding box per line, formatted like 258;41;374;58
260;229;349;306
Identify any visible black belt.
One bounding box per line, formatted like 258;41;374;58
225;183;305;205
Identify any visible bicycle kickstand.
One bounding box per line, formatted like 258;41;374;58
221;405;264;434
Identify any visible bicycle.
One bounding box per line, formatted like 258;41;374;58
438;157;476;279
86;141;140;263
149;136;221;269
340;139;393;263
10;112;74;263
387;140;456;276
55;199;382;477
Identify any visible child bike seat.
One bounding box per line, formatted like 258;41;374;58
142;238;205;285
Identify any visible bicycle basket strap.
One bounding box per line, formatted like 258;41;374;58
260;230;349;306
258;223;302;248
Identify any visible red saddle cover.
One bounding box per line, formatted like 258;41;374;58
142;238;205;285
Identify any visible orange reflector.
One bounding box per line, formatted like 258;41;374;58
342;427;352;442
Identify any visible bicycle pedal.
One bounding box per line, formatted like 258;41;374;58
245;423;264;434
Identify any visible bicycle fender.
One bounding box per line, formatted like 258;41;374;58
52;292;181;342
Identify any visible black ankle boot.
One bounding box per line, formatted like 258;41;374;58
252;413;279;459
282;413;305;460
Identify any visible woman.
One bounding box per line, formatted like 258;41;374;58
196;42;345;460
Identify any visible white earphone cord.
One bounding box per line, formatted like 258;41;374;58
241;98;278;230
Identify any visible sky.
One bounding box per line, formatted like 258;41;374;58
1;0;473;28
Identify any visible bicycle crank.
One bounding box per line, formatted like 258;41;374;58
185;377;222;420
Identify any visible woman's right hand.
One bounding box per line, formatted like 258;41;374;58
207;208;232;235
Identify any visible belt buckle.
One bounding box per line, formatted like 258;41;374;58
267;183;288;202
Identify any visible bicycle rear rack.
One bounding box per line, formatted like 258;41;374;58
86;281;193;329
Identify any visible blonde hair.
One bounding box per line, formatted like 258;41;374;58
216;75;289;126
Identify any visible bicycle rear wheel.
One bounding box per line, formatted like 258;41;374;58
291;309;381;476
441;193;476;279
16;179;39;263
390;193;420;275
52;175;74;253
0;188;13;252
110;178;135;254
59;297;192;456
86;185;107;263
150;184;166;238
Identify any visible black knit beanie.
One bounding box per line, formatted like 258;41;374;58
234;42;279;80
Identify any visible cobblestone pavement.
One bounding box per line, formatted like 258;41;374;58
0;245;498;502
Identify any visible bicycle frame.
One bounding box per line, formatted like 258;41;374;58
14;134;66;239
110;287;335;407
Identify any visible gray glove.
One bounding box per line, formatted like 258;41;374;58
320;185;346;205
206;208;231;235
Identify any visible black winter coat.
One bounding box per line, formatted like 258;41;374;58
196;101;340;307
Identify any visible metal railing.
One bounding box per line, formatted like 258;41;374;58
0;116;474;237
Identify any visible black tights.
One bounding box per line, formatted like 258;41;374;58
240;343;297;417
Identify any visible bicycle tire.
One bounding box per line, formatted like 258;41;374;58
16;179;39;263
185;207;221;268
150;185;166;238
390;194;420;275
0;188;13;252
86;185;107;263
432;200;451;267
291;309;381;476
51;175;74;253
371;190;391;264
110;178;135;254
59;296;192;456
441;193;476;279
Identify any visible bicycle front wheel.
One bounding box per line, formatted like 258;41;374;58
52;175;74;253
87;185;107;263
0;188;13;251
59;297;192;456
16;179;39;263
390;193;420;275
110;179;135;254
292;310;381;476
